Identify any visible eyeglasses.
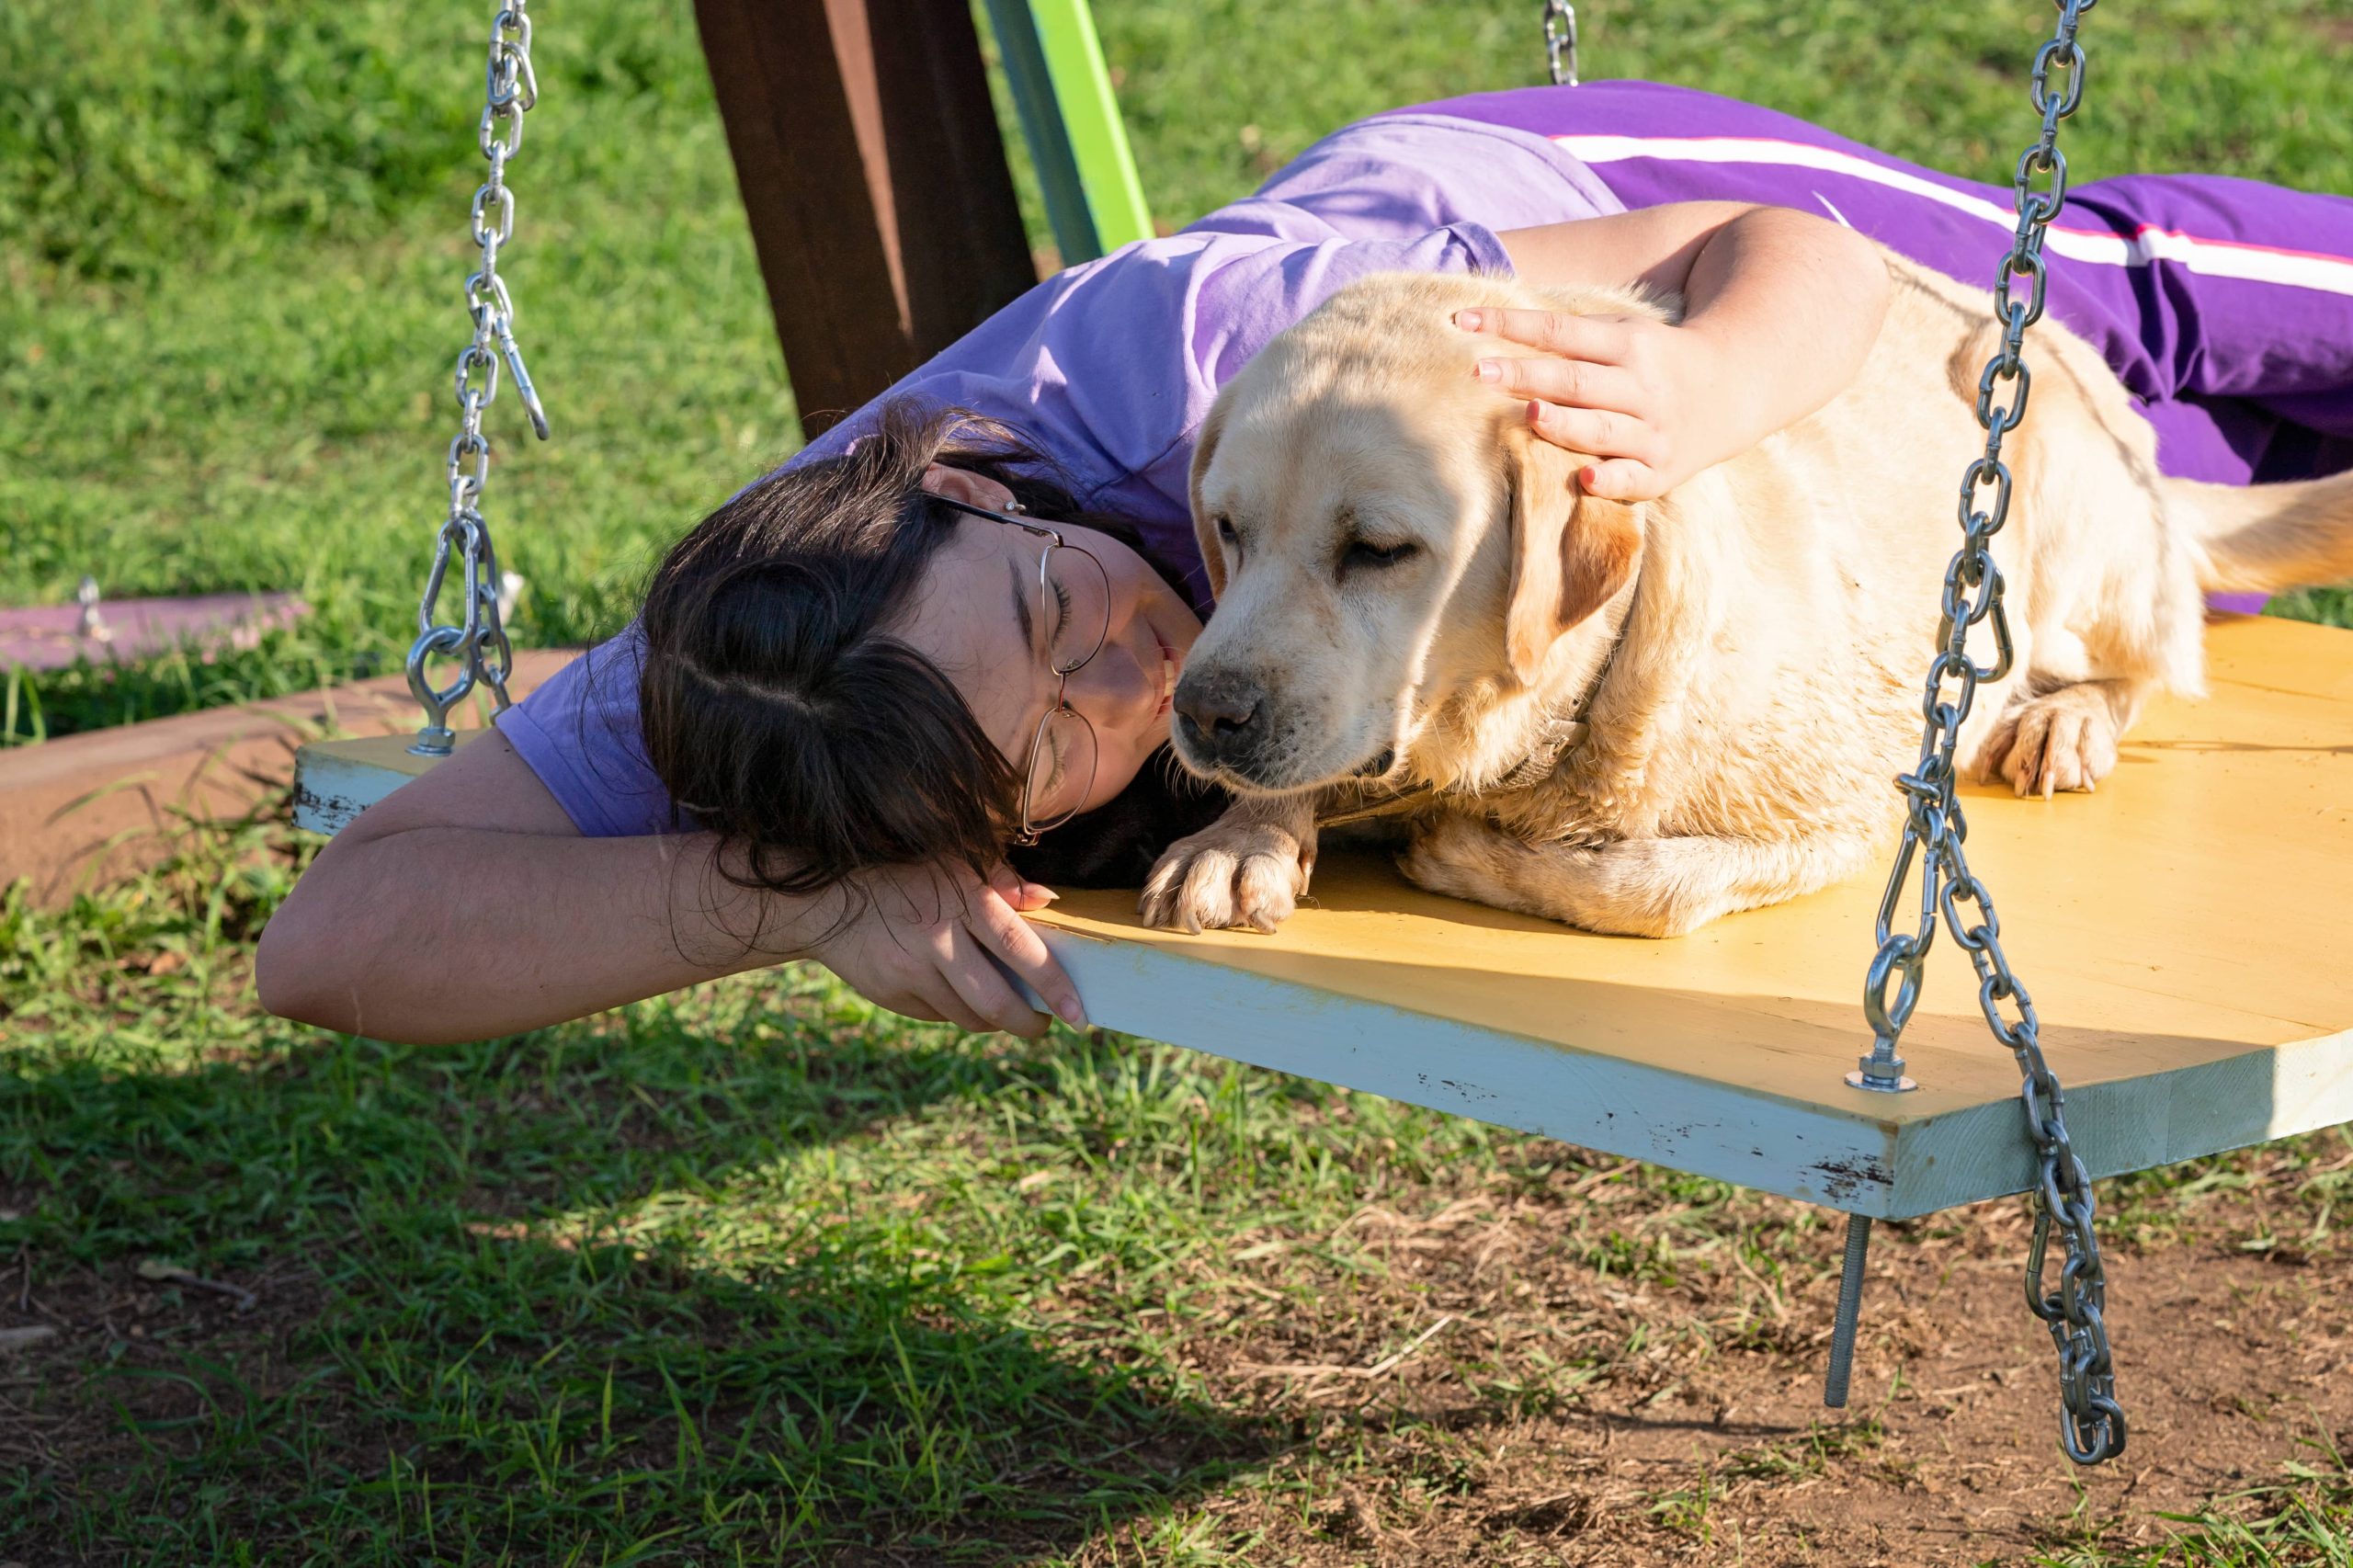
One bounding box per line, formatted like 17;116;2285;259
926;494;1112;843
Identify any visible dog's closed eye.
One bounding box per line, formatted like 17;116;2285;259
1342;539;1418;571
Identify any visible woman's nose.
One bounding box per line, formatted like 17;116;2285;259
1065;643;1154;735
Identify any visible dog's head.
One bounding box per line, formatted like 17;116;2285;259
1172;274;1650;796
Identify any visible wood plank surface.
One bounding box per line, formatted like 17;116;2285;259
1032;615;2353;1210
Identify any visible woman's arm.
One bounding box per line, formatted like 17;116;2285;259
1487;201;1893;499
256;731;1085;1046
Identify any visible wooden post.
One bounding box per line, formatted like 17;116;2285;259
692;0;1040;430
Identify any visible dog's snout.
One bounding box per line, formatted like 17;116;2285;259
1180;673;1260;736
1175;670;1267;766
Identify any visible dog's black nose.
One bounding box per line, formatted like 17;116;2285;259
1175;671;1266;764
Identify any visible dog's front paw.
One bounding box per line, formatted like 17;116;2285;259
1140;815;1312;934
1979;686;2120;800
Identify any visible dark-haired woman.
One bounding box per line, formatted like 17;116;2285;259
258;83;2353;1045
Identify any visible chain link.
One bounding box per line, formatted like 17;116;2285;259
1855;0;2123;1466
1541;0;1578;86
408;0;550;756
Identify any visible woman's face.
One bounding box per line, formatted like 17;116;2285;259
892;464;1204;824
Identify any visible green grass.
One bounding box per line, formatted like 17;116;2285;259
9;0;2353;1561
9;819;2353;1561
6;0;2352;744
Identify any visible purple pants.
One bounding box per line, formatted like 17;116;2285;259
1417;84;2353;610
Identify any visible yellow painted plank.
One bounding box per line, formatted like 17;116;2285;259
301;732;471;781
1038;615;2353;1125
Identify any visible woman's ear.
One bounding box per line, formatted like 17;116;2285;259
1502;425;1643;686
921;463;1017;512
1188;403;1230;599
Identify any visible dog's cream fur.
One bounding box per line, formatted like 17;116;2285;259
1142;252;2353;937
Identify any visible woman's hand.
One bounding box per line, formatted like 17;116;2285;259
1489;203;1895;503
808;860;1089;1038
1457;309;1732;502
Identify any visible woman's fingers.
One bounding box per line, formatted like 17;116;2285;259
938;921;1055;1038
1524;400;1665;469
1456;307;1633;363
966;881;1089;1030
1473;354;1643;418
904;978;997;1036
879;987;957;1029
1578;457;1666;503
987;861;1060;914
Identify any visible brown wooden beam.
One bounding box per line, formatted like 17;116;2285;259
0;652;578;907
693;0;1039;431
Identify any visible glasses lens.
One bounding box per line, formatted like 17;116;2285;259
1042;545;1112;676
1023;709;1099;834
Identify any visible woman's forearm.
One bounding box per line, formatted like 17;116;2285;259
257;727;1084;1046
1677;205;1893;460
258;822;812;1047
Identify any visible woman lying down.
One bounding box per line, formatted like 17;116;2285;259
259;80;2353;1048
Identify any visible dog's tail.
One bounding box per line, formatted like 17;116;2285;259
2170;468;2353;596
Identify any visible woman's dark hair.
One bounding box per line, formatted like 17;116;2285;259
636;397;1222;907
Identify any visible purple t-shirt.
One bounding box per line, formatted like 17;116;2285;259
499;108;1620;837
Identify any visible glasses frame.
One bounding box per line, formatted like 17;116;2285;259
926;493;1112;843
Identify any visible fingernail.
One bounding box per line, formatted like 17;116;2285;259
1472;359;1501;383
1060;1001;1089;1029
1025;882;1059;903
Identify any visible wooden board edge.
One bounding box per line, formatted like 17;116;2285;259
1888;1023;2353;1219
290;733;475;835
1039;926;1908;1216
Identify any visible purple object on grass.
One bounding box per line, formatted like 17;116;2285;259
0;592;310;673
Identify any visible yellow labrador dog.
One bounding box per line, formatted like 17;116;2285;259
1141;253;2353;938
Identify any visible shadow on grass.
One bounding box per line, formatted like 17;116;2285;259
0;996;1278;1562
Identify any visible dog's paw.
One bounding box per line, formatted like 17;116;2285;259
1397;812;1522;905
1401;816;1722;938
1140;815;1312;934
1980;686;2120;801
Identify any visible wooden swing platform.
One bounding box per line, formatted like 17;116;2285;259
293;613;2353;1221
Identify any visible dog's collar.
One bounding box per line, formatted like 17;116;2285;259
1315;584;1636;829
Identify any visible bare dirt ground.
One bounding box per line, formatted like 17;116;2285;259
1119;1190;2353;1565
9;1149;2346;1565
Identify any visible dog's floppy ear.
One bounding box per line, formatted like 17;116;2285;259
1502;425;1643;686
1188;399;1232;600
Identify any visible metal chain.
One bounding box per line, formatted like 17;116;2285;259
1542;0;1578;86
1855;0;2124;1466
408;0;551;756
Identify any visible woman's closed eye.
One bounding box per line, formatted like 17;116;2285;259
1038;740;1065;802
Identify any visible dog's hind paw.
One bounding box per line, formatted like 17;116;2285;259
1140;813;1313;935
